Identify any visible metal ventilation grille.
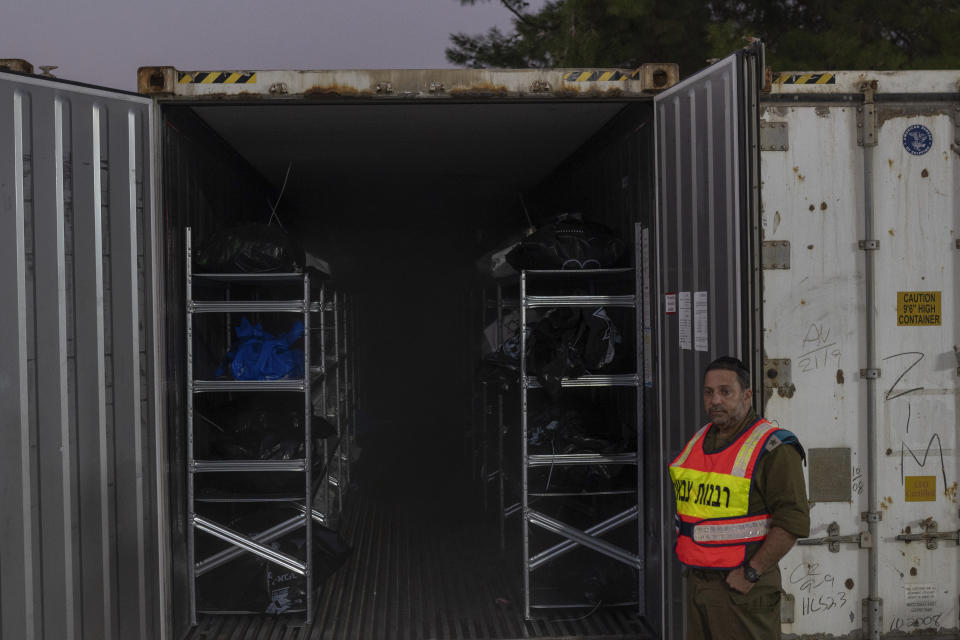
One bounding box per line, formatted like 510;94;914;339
187;492;651;640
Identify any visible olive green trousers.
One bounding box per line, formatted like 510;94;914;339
684;568;782;640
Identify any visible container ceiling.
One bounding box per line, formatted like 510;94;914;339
190;101;628;208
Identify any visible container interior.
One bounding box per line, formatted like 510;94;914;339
161;97;663;639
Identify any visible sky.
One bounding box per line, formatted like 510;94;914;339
3;0;546;90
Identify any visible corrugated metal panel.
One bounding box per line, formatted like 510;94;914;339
0;72;163;640
761;81;960;638
653;49;763;640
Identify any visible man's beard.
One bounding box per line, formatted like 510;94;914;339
710;408;740;428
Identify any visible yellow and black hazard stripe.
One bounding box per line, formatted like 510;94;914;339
178;71;257;84
774;72;835;85
564;70;632;82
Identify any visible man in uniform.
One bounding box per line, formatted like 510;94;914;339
669;356;809;639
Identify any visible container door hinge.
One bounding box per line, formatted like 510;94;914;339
862;598;883;639
762;358;794;397
954;345;960;376
857;82;878;147
760;121;788;151
137;66;176;95
895;519;960;550
761;240;790;269
796;522;873;552
858;239;880;251
636;63;680;92
860;368;881;380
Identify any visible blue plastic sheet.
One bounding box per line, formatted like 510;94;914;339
217;316;305;380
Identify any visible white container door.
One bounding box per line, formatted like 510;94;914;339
761;75;959;638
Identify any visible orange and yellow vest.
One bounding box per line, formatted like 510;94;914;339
669;418;791;569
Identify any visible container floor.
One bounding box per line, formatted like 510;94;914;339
186;434;653;640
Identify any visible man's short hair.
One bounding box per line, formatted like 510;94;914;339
704;356;751;391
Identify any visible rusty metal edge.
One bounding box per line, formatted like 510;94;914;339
137;64;679;100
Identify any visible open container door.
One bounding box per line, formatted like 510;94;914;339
0;71;167;639
651;43;764;638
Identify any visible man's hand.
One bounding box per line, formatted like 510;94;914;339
725;566;755;594
725;526;800;594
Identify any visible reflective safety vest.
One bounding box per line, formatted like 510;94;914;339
669;418;794;569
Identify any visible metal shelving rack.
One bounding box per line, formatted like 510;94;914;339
312;290;354;526
185;227;320;624
475;282;518;550
477;286;498;511
338;293;354;498
348;296;360;480
492;283;520;551
518;259;645;619
339;294;356;502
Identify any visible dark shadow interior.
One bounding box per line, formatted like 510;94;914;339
162;98;662;639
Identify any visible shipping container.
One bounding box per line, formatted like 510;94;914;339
0;45;957;640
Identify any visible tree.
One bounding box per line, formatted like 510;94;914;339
446;0;715;77
709;0;960;70
448;0;960;76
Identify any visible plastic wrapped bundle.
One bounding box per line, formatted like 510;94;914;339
195;224;306;273
505;214;625;270
216;317;305;381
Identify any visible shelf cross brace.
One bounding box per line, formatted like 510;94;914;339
529;506;638;569
527;508;643;570
195;513;308;577
194;515;307;576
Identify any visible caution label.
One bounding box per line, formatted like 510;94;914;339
178;71;257;84
563;70;633;82
774;72;836;85
905;475;936;502
897;291;941;326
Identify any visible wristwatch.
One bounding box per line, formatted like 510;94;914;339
742;561;761;583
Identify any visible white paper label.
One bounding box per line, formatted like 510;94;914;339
694;291;709;352
904;583;937;616
678;292;691;350
665;293;677;314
